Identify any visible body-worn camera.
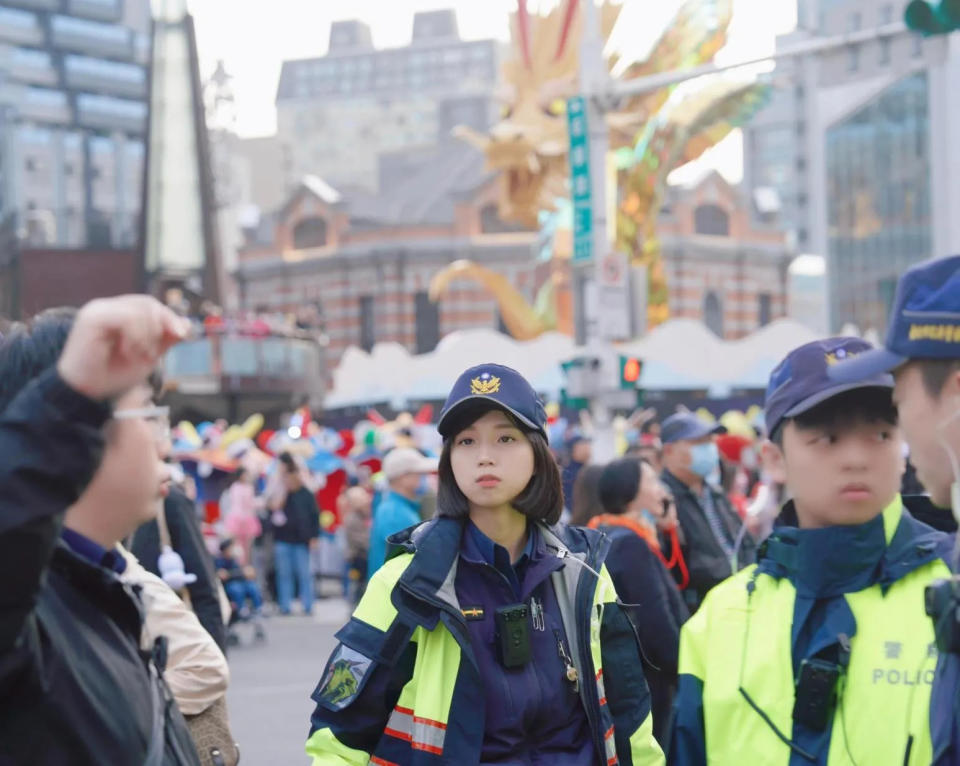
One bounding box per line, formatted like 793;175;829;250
495;604;531;668
925;576;960;654
793;658;841;731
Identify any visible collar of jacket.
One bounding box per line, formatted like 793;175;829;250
50;539;145;636
384;517;610;629
759;495;951;597
661;468;719;502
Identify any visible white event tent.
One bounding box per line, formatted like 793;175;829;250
323;318;821;410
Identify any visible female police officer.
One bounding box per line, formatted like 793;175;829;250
305;363;663;765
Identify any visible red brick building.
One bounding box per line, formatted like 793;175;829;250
658;171;792;339
236;142;541;371
236;151;793;376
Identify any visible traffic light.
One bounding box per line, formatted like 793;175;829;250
905;0;960;35
619;356;643;389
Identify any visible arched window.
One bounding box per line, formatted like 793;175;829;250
694;204;730;236
480;203;526;233
292;216;328;249
704;291;724;337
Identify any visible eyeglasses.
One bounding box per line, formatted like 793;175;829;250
113;405;171;444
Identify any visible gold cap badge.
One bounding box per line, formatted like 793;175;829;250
470;373;501;395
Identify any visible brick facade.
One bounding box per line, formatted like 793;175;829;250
236;168;792;381
658;172;792;339
236;172;540;374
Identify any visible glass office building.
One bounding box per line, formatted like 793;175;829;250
826;72;931;331
0;0;150;248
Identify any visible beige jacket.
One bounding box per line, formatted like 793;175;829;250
118;545;230;715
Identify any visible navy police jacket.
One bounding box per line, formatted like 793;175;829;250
306;515;664;764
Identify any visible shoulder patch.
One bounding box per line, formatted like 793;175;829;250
315;644;373;711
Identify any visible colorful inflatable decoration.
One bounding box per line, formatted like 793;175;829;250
435;0;770;336
171;405;448;530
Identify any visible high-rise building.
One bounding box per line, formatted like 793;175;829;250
741;31;812;249
0;0;151;249
275;9;499;193
742;1;960;333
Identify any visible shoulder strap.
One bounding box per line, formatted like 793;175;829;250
155;501;173;550
143;653;169;766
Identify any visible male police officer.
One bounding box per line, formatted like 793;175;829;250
830;254;960;765
669;337;952;764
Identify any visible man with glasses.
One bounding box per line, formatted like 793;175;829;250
129;403;228;651
0;296;202;765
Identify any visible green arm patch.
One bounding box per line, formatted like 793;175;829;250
315;645;374;712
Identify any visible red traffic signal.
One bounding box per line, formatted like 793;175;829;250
621;356;642;385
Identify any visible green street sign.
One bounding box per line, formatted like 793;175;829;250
567;96;592;263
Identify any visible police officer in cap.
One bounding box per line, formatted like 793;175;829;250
830;254;960;764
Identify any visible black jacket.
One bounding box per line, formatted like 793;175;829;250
661;469;757;611
0;370;200;766
130;487;227;651
598;523;689;747
273;487;320;544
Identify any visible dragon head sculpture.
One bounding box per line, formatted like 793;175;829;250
456;0;622;227
441;0;770;336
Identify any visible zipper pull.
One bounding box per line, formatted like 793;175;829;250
554;629;579;692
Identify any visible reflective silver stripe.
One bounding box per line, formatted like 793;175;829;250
384;707;413;740
604;724;618;765
596;669;607;705
384;707;446;755
411;717;446;754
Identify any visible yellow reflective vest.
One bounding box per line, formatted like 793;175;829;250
669;498;952;765
305;517;664;765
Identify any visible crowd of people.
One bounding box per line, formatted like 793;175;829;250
3;253;960;765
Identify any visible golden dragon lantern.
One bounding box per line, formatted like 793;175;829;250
430;0;771;340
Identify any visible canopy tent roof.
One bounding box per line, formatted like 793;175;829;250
324;318;821;409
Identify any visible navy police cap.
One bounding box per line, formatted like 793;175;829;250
437;363;547;439
765;337;893;437
830;255;960;383
660;413;724;444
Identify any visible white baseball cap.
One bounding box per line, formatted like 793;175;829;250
382;448;438;480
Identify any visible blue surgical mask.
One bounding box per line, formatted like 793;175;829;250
640;508;658;526
689;442;720;479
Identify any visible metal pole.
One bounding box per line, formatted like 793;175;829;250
578;0;618;463
610;22;907;99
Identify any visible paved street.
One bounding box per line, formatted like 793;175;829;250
227;599;352;765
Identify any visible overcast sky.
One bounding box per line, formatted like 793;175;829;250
188;0;796;181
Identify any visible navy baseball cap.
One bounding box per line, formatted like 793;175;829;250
661;413;724;444
765;337;893;437
829;255;960;383
437;363;547;439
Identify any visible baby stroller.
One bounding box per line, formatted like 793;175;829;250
216;539;267;647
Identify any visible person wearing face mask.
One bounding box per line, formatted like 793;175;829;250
590;457;689;747
660;413;756;611
828;254;960;765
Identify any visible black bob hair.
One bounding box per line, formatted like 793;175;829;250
436;401;563;525
597;457;645;516
770;386;898;447
0;306;163;413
